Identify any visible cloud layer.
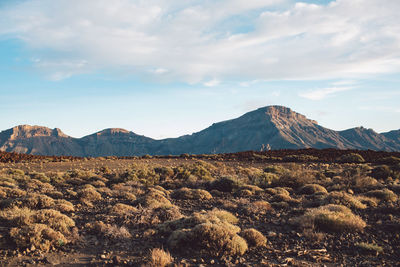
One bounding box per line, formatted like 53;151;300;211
1;0;400;82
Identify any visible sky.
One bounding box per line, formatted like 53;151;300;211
0;0;399;139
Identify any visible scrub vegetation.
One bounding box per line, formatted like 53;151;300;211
0;151;399;266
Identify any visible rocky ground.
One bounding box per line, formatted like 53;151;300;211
0;151;399;266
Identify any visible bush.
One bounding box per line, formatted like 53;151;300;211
78;187;102;204
336;153;365;163
149;248;173;267
300;204;366;232
376;156;400;165
265;187;290;196
370;165;391;180
322;191;367;209
171;188;212;200
241;228;266;247
263;165;286;174
365;189;398;202
87;221;131;240
355;242;384;255
299;184;328;195
242;201;272;215
161;209;247;257
136;190;172;208
209;177;239;193
252;173;279;188
10;223;67;252
168;222;247;257
109;203;138;216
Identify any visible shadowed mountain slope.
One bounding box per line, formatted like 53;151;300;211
0;106;399;156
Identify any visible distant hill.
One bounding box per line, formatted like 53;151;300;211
0;106;399;156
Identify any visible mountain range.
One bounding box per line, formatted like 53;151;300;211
0;106;399;156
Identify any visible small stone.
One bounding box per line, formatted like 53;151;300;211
100;254;106;259
268;231;277;237
112;255;121;264
210;259;215;264
347;189;354;194
45;256;60;265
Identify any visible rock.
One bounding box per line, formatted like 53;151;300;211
112;255;122;264
100;254;106;259
268;231;277;237
45;256;60;265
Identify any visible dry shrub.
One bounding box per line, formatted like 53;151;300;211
132;205;182;226
109;203;138;216
322;191;367;209
0;206;36;226
356;242;384;255
356;196;379;207
300;204;366;232
272;167;316;188
0;207;75;236
1;207;76;252
299;184;328;195
238;167;278;187
22;193;55;209
370;166;391;180
168;222;247;257
242;200;272;215
208;208;239;224
87;221;131;240
78;186;102;204
136;190;172;208
336;153;365;163
161;209;247;257
236;189;253;197
365;189;398;202
153;185;170;196
209;177;240;193
171;187;212;200
354;176;380;189
120;192;137;201
23;179;54;194
54;199;75;213
241;228;266;247
265;187;290;196
240;184;263;193
270;193;299;204
10;223;67;252
90;180;106;188
32;209;75;235
0;187;26;198
148;248;173;267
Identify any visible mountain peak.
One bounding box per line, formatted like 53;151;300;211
9;125;69;139
254;105;318;127
95;128;131;136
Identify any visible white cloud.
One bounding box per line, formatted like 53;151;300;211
203;79;220;87
1;0;400;82
299;86;353;100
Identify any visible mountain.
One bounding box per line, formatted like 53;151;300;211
0;106;399;156
78;128;156;157
382;130;400;143
339;127;400;151
0;125;81;156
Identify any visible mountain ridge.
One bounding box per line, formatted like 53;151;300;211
0;105;399;156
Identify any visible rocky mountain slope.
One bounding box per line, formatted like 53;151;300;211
0;106;399;156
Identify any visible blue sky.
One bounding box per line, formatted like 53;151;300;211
0;0;399;139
